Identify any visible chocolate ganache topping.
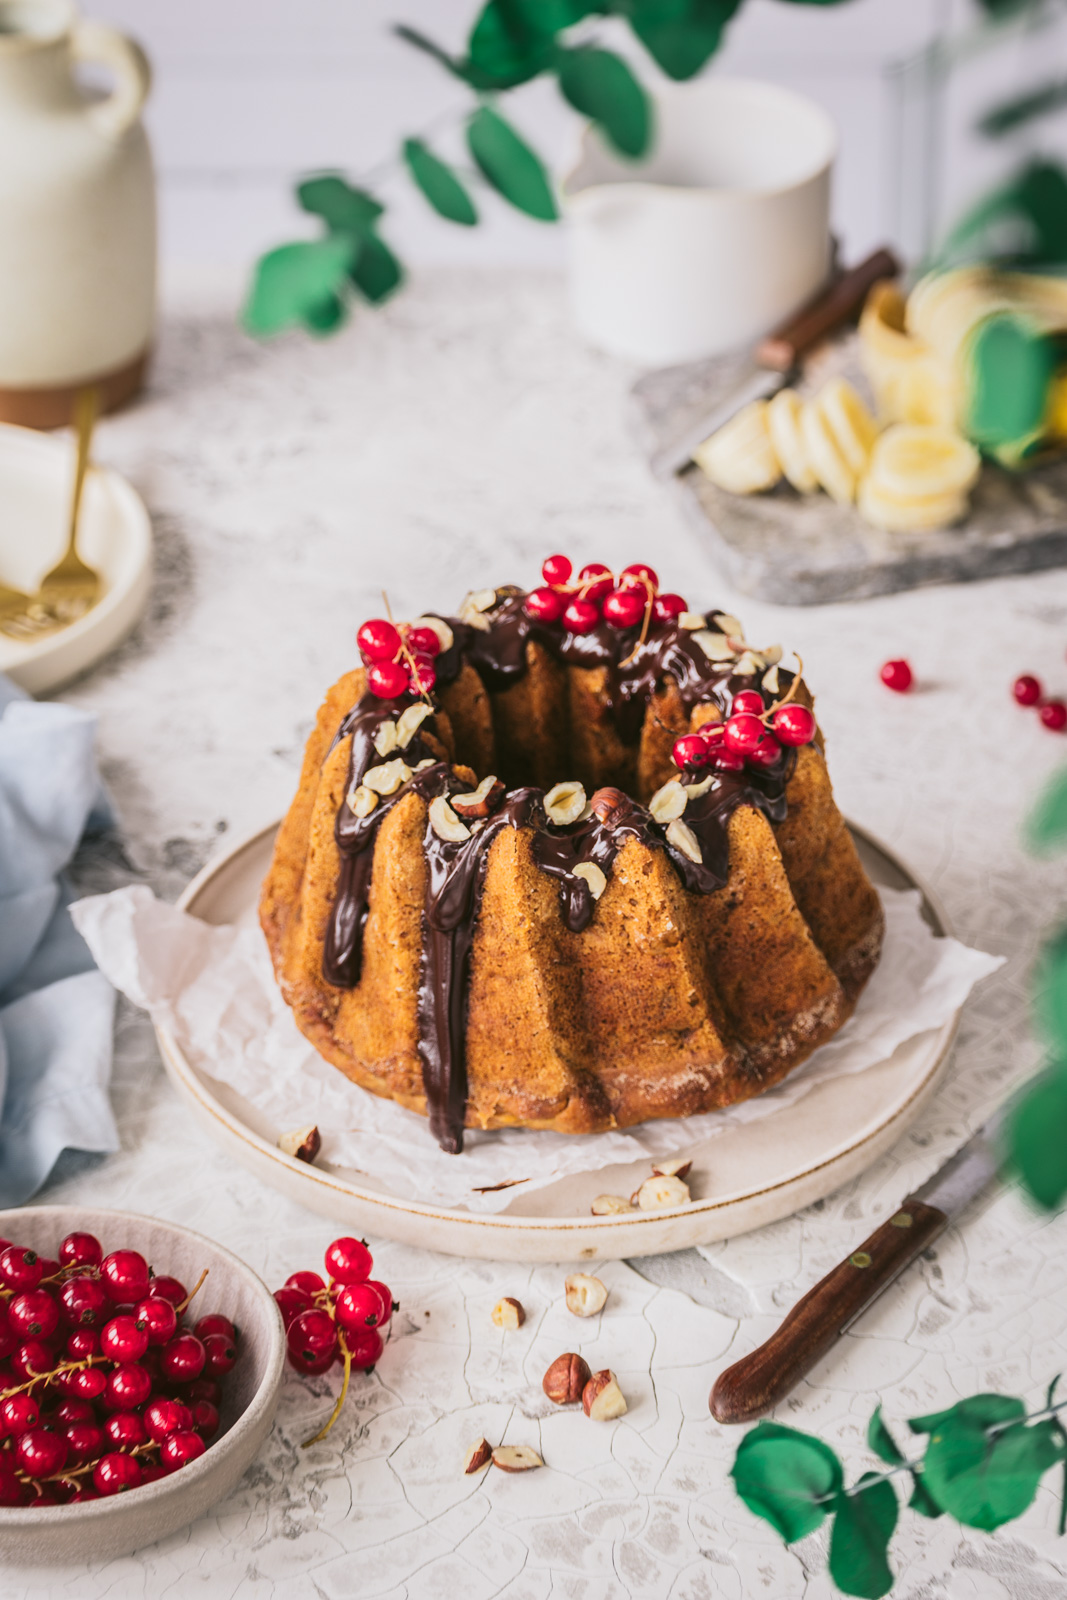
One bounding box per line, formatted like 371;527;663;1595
324;589;796;1153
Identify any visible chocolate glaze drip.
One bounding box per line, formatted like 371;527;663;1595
323;588;795;1152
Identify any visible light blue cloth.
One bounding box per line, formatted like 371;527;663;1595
0;674;117;1204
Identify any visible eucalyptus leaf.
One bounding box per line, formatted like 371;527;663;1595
242;237;356;338
978;79;1067;138
1006;1063;1067;1211
298;175;383;235
908;1474;944;1519
867;1405;905;1466
629;0;742;81
467;0;593;87
557;47;651;159
1034;933;1067;1056
467;106;558;220
350;233;404;305
828;1474;898;1600
730;1421;843;1543
1027;766;1067;853
922;1409;1063;1530
908;1394;1025;1436
403;139;478;225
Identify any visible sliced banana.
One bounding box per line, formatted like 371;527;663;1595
693;400;782;496
800;401;856;504
857;476;967;533
766;389;817;492
817;378;879;478
867;424;980;501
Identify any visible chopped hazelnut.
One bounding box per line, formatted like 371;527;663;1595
542;1352;592;1405
590;1194;635;1216
582;1369;628;1421
278;1125;321;1163
452;774;506;819
491;1444;543;1472
633;1174;691;1210
650;1158;692;1180
491;1296;526;1331
429;794;471;843
564;1273;608;1318
572;861;606;901
463;1438;492;1475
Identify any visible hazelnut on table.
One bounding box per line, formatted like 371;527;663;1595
491;1296;526;1330
542;1352;592;1405
564;1273;608;1317
583;1370;628;1421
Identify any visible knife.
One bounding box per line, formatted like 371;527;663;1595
649;245;901;481
707;1108;1003;1424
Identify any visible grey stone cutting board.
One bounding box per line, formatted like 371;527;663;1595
631;333;1067;605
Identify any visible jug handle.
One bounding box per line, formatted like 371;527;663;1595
71;20;151;140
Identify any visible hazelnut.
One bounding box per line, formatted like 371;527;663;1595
582;1370;628;1421
395;702;433;748
542;1352;592;1405
590;786;629;826
429;794;471;843
763;664;780;694
684;777;713;799
491;1296;526;1330
733;650;764;677
678;611;706;630
633;1174;691;1210
458;589;497;630
711;612;744;639
372;719;399;758
762;644;783;665
692;629;735;662
650;1158;692;1180
364;758;413;796
649;779;687;824
590;1194;634;1216
463;1438;492;1474
491;1444;543;1472
452;774;506;820
666;818;702;864
564;1273;608;1318
347;784;378;818
572;861;606;901
544;781;587;827
278;1124;321;1163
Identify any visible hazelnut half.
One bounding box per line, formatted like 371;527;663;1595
564;1273;608;1318
463;1438;492;1474
590;1194;634;1216
429;794;471;843
633;1174;691;1210
582;1370;628;1421
544;781;587;827
491;1296;526;1331
572;861;606;901
650;1158;692;1180
542;1352;592;1405
452;774;506;820
649;779;687;825
492;1444;543;1473
278;1124;321;1164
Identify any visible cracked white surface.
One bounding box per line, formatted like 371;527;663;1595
14;269;1067;1596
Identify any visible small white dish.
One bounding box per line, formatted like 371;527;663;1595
0;1205;285;1565
0;422;151;696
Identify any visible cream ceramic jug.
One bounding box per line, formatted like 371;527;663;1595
563;79;836;366
0;0;154;427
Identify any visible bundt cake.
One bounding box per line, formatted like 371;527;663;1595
261;557;884;1155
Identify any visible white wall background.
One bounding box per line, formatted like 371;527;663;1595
96;0;1067;287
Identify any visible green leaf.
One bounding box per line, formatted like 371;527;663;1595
1027;767;1067;854
908;1474;944;1518
867;1405;905;1466
1006;1064;1067;1210
1034;933;1067;1056
403;139;478;225
921;1402;1064;1530
350;233;403;305
466;106;558;221
908;1394;1025;1436
730;1421;843;1543
556;47;651;159
629;0;742;81
828;1474;898;1600
297;175;383;235
467;0;594;88
978;79;1067;139
242;237;356;338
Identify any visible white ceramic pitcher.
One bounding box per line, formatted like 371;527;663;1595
563;79;836;366
0;0;154;427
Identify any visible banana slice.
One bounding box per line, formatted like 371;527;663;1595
817;377;879;477
867;423;980;500
694;400;781;495
858;475;967;532
767;389;817;492
800;401;856;504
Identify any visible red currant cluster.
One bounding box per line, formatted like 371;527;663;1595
1013;673;1067;732
273;1237;394;1447
524;555;687;634
672;691;816;775
357;617;442;700
0;1232;238;1506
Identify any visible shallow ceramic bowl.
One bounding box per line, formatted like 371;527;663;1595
0;1205;285;1565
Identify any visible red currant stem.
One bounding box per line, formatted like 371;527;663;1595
619;578;656;669
0;1354;108;1402
301;1337;353;1449
381;589;434;709
175;1267;209;1315
761;653;805;723
15;1439;160;1487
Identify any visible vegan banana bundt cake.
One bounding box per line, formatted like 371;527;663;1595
261;557;884;1154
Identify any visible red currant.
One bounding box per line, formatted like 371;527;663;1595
190;1398;219;1439
287;1309;339;1369
100;1250;150;1304
136;1296;177;1347
0;1306;16;1362
0;1468;26;1507
68;1487;101;1501
58;1232;102;1270
105;1362;152;1411
731;689;764;716
0;1246;41;1292
345;1328;384;1370
772;704;817;746
879;658;913;693
747;733;783;769
409;656;436;695
0;1394;39;1437
59;1365;107;1401
602;589;645;629
672;734;711;770
63;1420;105;1466
324;1239;373;1286
698;721;725;743
405;625;441;658
562;597;601;634
723;714;764;756
524;586;565;624
53;1398;94;1427
334;1283;383;1332
11;1339;54;1383
710;746;746;772
541;554;572;587
356;618;402;663
36;1258;61;1280
653;592;687;623
577;562;614;601
65;1329;99;1360
194;1313;236;1343
161;1430;206;1472
285;1271;325;1297
366;660;410;699
93;1452;142;1496
144;1398;193;1443
1012;673;1041;706
17;1427;67;1477
619;563;659;592
1041;699;1067;732
274;1287;311;1329
184;1377;222;1407
363;1280;395;1327
104;1410;147;1449
100;1315;150;1365
160;1333;206;1383
146;1275;187;1307
60;1276;109;1329
8;1289;59;1341
201;1333;237;1377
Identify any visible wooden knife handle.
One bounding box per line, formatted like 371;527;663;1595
709;1198;946;1425
755;245;902;372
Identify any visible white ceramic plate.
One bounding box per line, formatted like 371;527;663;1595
157;822;959;1264
0;422;151;695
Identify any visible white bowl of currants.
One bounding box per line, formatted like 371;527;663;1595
0;1206;285;1565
